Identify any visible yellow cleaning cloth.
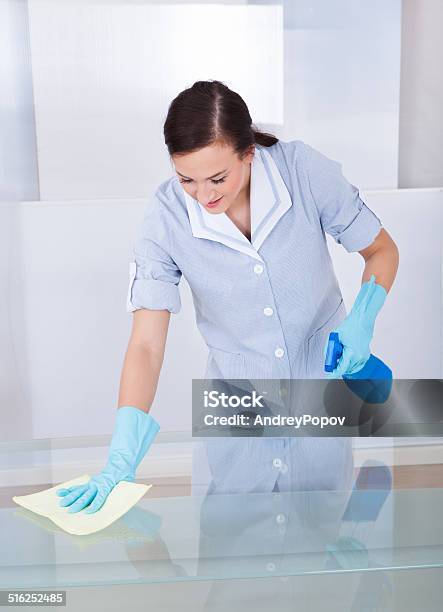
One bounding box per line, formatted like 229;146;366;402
12;474;152;536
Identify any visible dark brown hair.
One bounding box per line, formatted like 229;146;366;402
163;80;278;159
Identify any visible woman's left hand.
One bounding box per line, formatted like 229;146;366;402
325;275;387;378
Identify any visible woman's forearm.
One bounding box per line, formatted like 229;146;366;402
117;342;163;413
360;228;399;293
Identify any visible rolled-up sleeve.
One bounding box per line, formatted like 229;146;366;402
303;143;382;252
126;195;182;314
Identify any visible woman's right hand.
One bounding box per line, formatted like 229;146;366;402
56;406;160;514
56;472;119;514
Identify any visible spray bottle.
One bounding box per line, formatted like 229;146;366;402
324;332;393;404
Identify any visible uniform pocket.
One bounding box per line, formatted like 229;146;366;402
306;298;345;378
205;345;247;379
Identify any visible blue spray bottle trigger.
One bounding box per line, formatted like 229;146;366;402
325;332;343;372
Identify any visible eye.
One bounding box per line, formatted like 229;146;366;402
178;176;227;185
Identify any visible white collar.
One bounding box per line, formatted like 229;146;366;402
183;146;292;262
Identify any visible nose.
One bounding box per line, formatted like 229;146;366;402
196;186;218;205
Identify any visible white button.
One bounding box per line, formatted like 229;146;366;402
263;307;273;317
280;463;288;474
279;576;289;583
273;458;282;469
254;264;264;275
276;513;286;525
275;347;284;358
266;562;276;572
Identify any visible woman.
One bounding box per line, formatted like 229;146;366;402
57;80;399;512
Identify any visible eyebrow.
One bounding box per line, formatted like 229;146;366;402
176;169;228;180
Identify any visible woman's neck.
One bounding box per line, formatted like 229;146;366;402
226;186;251;240
226;199;251;241
225;167;252;240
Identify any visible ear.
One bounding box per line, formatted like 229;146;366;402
238;144;255;163
244;144;256;163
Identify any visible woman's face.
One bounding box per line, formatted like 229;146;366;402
172;141;255;214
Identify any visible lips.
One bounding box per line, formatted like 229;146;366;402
205;196;223;209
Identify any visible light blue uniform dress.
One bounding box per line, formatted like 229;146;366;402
127;140;382;496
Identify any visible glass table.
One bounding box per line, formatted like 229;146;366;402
1;435;443;611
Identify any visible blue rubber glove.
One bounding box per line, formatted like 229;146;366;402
56;406;159;514
325;274;387;378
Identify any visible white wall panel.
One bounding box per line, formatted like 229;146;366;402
28;0;401;200
0;0;39;200
282;0;401;189
327;188;442;380
28;1;283;200
399;0;443;188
